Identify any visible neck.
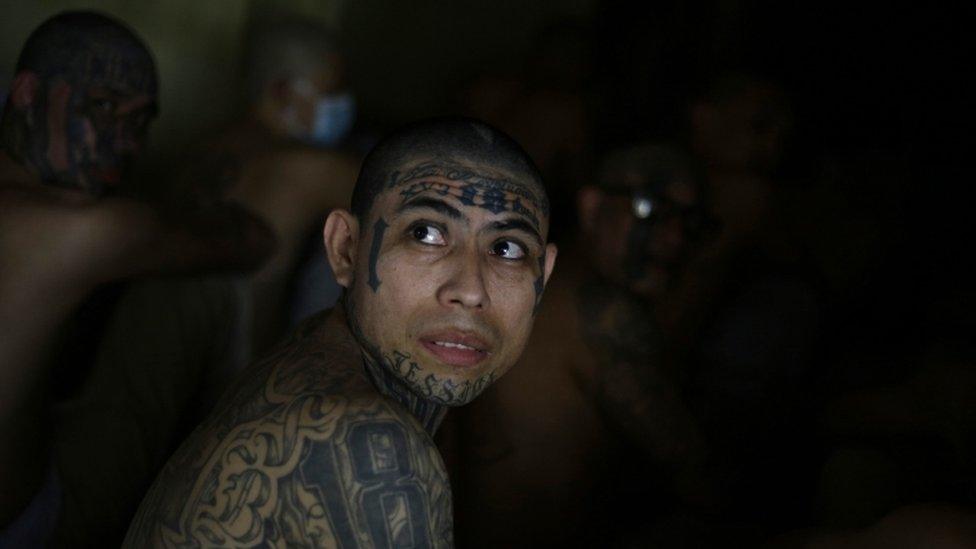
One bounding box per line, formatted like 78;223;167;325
361;350;448;436
341;296;448;435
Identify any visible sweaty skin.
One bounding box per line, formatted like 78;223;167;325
125;143;556;547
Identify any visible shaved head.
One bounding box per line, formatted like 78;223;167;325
1;11;158;194
350;117;548;223
14;11;156;97
244;17;342;102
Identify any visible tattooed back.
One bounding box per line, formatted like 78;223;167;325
124;309;454;548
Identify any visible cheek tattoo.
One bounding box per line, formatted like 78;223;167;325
534;250;547;314
367;217;388;292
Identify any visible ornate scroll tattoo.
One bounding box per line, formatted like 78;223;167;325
123;312;454;547
368;217;388;293
387;160;549;231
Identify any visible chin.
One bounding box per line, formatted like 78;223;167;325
408;344;504;406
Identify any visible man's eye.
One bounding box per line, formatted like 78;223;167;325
411;224;446;246
490;240;526;260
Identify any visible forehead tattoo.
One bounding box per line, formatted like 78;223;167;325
30;29;157;95
386;160;549;231
74;43;155;93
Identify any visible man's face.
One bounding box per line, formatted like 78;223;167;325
587;171;703;299
280;56;354;147
43;76;157;193
345;158;555;406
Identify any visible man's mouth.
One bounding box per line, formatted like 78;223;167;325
419;331;491;367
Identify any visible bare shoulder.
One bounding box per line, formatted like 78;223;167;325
0;185;156;280
124;313;453;548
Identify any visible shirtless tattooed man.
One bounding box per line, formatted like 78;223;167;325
0;12;272;543
125;117;557;547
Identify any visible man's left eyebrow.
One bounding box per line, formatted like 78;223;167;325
486;217;544;246
396;196;467;222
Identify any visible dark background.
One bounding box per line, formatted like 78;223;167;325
2;0;970;536
4;0;968;457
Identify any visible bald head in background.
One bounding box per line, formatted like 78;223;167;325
243;16;353;147
1;11;158;195
0;12;276;546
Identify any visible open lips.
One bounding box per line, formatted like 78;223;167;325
419;331;491;367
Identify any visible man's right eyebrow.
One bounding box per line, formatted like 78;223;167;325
395;196;468;222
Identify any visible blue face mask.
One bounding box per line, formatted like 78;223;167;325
308;92;355;147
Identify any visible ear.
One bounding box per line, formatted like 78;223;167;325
542;243;558;286
9;71;40;109
323;209;359;288
576;185;604;233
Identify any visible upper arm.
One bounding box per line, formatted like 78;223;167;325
126;398;452;548
307;415;453;547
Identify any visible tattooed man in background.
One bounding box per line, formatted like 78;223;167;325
0;12;273;546
448;143;714;547
125;117;557;547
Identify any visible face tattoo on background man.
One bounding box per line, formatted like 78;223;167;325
1;11;158;196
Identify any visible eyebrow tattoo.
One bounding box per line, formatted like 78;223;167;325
487;218;543;246
396;196;468;222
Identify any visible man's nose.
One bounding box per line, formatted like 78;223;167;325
437;248;489;310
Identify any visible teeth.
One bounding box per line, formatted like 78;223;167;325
434;341;477;351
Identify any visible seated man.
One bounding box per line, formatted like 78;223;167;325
124;117;557;547
0;11;273;545
189;16;361;357
447;144;713;547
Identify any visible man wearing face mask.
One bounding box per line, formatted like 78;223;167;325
446;143;717;548
187;15;362;361
0;12;274;546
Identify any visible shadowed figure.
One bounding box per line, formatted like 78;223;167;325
181;15;362;362
0;11;274;546
446;143;716;548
